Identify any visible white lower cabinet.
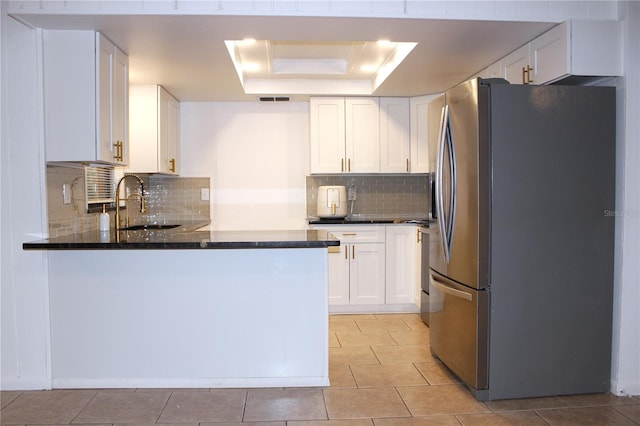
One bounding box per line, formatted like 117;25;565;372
325;226;385;306
328;242;386;305
317;225;420;312
385;225;420;305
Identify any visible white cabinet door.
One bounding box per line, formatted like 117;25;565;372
530;23;568;85
327;245;351;305
346;97;380;173
128;85;158;172
495;21;620;87
97;34;115;162
96;33;128;165
477;61;504;79
159;86;180;174
43;30;129;165
310;98;345;173
410;95;440;174
502;44;530;84
349;243;386;305
380;97;410;173
112;39;129;165
313;226;385;307
385;226;419;304
129;85;180;175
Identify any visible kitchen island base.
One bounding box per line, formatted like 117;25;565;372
48;248;329;389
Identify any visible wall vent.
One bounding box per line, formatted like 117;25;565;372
259;96;290;102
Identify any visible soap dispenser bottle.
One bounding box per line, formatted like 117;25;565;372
99;204;110;232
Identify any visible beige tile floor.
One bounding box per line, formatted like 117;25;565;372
2;313;639;425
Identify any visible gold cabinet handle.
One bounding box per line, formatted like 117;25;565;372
351;245;355;259
417;228;422;243
345;245;348;260
113;140;124;161
348;158;351;172
341;158;344;172
406;158;409;172
169;158;176;173
342;233;357;236
522;65;533;84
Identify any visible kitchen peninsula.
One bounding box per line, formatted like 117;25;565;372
23;228;338;389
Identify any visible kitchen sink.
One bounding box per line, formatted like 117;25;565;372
120;224;181;231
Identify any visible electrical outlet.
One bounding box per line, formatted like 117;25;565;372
200;188;210;201
348;186;357;201
62;184;71;205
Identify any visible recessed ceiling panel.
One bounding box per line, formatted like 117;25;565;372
225;38;417;95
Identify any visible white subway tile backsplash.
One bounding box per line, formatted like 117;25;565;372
46;165;210;237
306;174;430;219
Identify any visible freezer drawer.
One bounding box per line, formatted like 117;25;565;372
429;269;489;390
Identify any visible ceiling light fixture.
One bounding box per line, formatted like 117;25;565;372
242;63;261;72
359;64;379;73
225;39;417;95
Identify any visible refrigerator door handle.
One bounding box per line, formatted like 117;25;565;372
430;275;473;301
445;114;457;260
436;105;450;262
437;104;456;264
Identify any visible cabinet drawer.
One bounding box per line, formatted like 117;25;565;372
314;226;385;243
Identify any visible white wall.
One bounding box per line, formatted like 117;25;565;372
1;14;51;389
180;101;310;231
611;0;640;397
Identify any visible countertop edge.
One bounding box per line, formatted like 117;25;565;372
23;241;340;250
22;228;340;251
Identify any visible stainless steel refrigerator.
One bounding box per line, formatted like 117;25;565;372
428;78;616;401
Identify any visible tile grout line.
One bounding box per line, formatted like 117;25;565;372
240;388;249;423
152;389;173;424
68;389;99;425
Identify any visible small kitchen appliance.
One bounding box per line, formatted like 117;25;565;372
317;185;347;218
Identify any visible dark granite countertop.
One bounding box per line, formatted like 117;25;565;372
308;216;430;226
23;225;340;250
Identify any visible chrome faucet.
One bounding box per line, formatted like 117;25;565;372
115;174;146;231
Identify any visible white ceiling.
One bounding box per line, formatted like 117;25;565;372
16;14;556;101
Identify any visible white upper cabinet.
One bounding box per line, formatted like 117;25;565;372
129;85;180;175
309;97;346;173
310;97;380;173
345;98;380;173
501;21;621;85
475;61;504;80
380;97;410;173
410;95;440;174
502;43;531;84
43;31;129;165
311;96;415;174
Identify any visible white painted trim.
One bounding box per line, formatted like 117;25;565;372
5;1;618;22
35;25;53;393
329;303;419;314
1;378;51;391
52;377;330;389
